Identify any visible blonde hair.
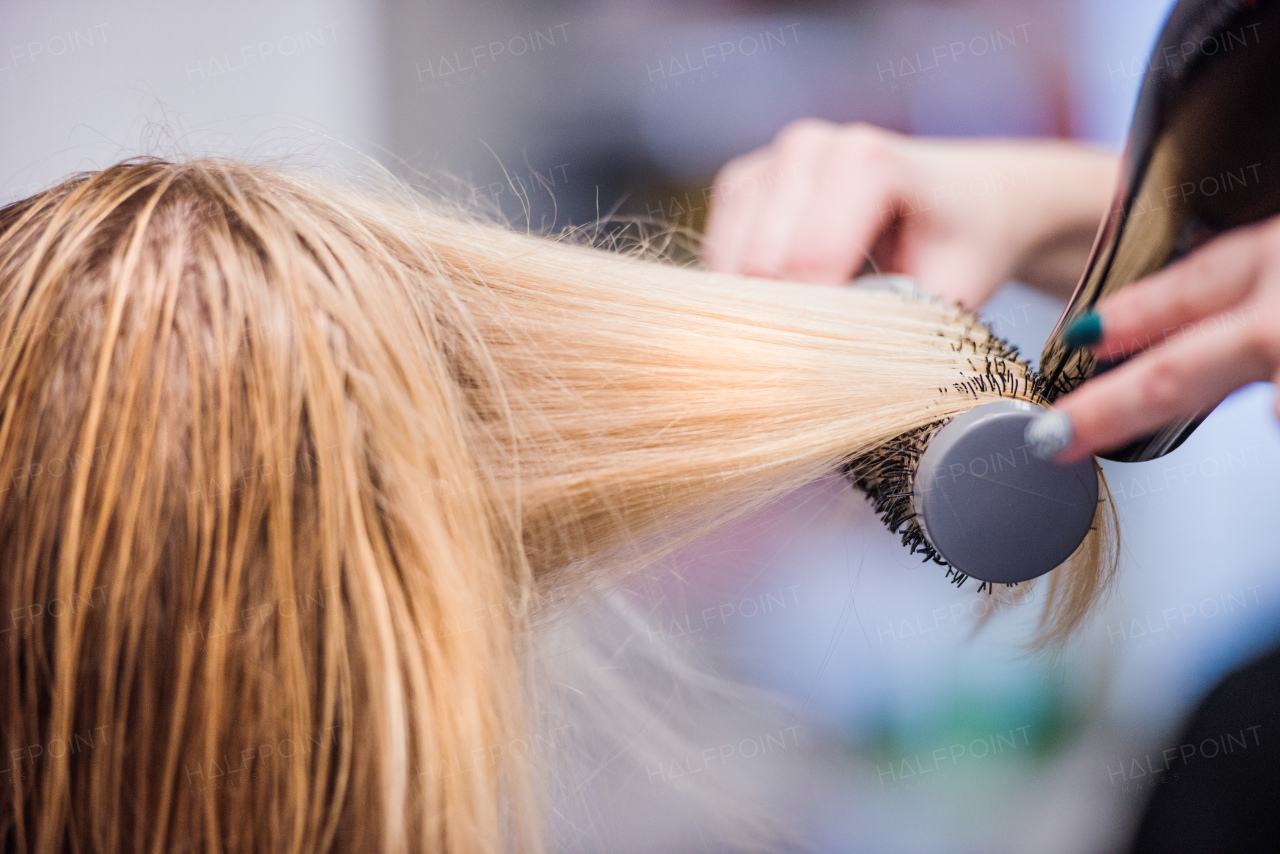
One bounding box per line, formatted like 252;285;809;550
0;158;1114;853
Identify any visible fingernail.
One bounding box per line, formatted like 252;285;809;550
1063;311;1103;349
1024;411;1074;460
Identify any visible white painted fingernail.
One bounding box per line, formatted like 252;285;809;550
1024;411;1073;460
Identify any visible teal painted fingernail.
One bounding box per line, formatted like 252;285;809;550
1024;411;1073;460
1063;311;1103;349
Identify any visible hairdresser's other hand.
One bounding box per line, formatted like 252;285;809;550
1039;215;1280;463
703;120;1118;309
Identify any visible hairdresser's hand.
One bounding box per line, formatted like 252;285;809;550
1032;215;1280;463
703;120;1118;309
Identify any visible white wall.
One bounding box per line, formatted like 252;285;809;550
0;0;388;204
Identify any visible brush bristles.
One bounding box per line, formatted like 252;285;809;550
842;320;1054;592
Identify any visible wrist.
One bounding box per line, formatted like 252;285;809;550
1005;142;1120;297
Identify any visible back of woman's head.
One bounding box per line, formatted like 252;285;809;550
0;158;540;854
0;158;1113;853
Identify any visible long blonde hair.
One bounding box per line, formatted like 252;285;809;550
0;158;1113;853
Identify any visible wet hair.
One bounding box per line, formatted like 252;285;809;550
0;158;1114;853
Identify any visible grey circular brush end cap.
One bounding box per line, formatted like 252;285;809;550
912;400;1098;584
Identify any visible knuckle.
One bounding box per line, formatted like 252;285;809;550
774;118;833;156
1260;226;1280;270
842;121;893;142
834;128;903;189
1255;212;1280;241
1183;245;1224;291
1161;278;1200;321
714;154;758;187
837;124;895;161
1240;308;1279;364
711;162;765;206
1139;358;1186;414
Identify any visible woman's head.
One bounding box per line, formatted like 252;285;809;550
0;158;1113;852
0;159;536;853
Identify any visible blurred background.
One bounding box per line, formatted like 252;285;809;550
5;0;1280;852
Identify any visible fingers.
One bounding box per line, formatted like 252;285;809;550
734;121;829;278
910;241;1004;311
703;149;770;273
703;120;902;284
1034;215;1280;462
1051;311;1274;462
781;127;900;284
1093;224;1268;361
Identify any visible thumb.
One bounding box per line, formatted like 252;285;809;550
910;243;1007;311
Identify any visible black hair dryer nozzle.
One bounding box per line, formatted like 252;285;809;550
1041;0;1280;462
910;0;1280;581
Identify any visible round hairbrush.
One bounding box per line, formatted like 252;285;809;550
910;400;1097;584
844;285;1098;588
